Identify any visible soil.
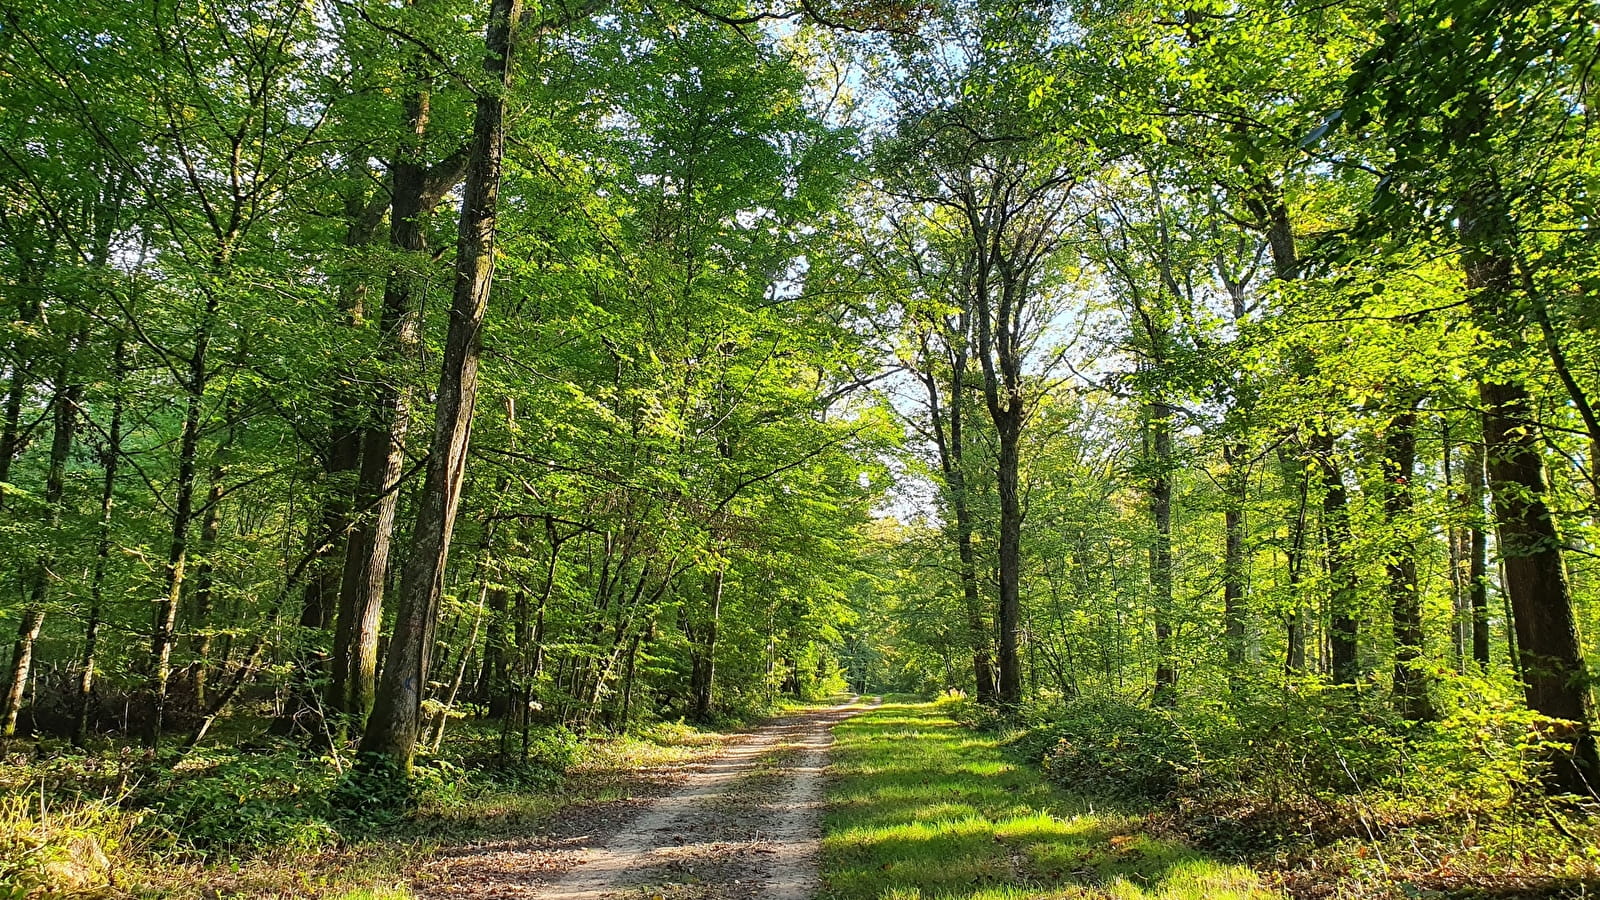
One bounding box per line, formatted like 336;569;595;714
415;702;863;900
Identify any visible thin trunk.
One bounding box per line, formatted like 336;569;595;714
919;327;996;705
150;264;226;746
0;270;42;493
1222;443;1248;687
188;441;228;709
427;590;485;753
1467;439;1491;667
482;586;511;718
618;626;644;733
994;415;1023;706
3;338;82;736
356;0;522;775
1281;448;1309;675
2;609;44;739
1445;426;1467;672
690;568;724;721
1385;399;1433;720
1312;430;1360;685
77;340;127;746
1148;401;1178;706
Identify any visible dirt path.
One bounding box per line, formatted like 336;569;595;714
419;702;863;900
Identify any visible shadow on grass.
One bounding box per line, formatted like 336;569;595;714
822;702;1279;900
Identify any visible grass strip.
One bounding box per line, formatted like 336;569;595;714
821;700;1280;900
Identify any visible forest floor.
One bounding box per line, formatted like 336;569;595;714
413;699;867;900
823;700;1281;900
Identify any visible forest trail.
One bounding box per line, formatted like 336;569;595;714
420;701;866;900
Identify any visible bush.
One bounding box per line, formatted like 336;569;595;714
141;748;340;854
1029;698;1199;802
1191;686;1408;805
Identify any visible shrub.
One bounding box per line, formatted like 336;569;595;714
1032;698;1199;802
140;748;340;854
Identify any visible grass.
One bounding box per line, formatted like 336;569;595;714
822;700;1281;900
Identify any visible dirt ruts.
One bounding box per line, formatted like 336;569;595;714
418;702;862;900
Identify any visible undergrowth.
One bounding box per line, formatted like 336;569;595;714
0;714;733;899
954;681;1600;899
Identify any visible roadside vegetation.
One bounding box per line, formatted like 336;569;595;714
825;696;1600;900
0;719;731;898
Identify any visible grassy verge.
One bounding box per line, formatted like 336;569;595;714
822;700;1280;900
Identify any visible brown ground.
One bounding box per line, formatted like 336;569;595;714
414;702;863;900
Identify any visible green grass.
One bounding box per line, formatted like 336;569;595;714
822;700;1280;900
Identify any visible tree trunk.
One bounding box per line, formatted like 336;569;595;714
1222;443;1248;688
0;265;42;495
1480;379;1597;792
918;325;997;705
331;108;430;726
1467;438;1490;667
355;0;522;776
1280;447;1309;675
76;339;127;747
1312;430;1360;685
1148;400;1177;707
187;419;232;711
3;338;82;737
1385;399;1433;720
993;411;1023;707
1462;183;1598;794
481;585;511;718
690;568;724;721
149;267;226;746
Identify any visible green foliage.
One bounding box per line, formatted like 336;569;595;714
460;726;581;790
1026;699;1200;803
141;749;340;854
0;794;133;899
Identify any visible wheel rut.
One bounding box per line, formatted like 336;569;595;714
418;702;862;900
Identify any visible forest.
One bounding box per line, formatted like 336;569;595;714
1;0;1598;897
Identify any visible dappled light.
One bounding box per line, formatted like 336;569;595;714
823;703;1282;900
2;0;1598;894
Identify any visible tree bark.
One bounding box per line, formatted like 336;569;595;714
1467;438;1490;667
690;568;724;721
1279;447;1309;675
1312;430;1360;685
917;322;996;704
1384;399;1433;720
1462;184;1598;794
355;0;522;776
3;336;82;736
331;100;430;725
76;339;127;746
149;260;227;746
1147;399;1178;707
1222;443;1248;688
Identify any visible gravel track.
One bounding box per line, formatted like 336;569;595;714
418;702;862;900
